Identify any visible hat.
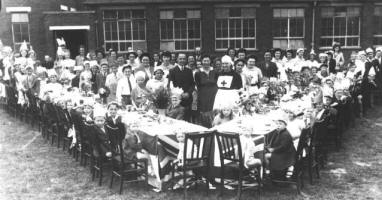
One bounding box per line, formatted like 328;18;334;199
25;65;33;70
171;87;183;98
74;65;84;71
376;47;382;52
319;53;328;57
47;69;57;77
221;55;233;66
358;50;366;56
365;48;374;54
126;50;138;58
322;86;334;98
107;101;120;109
89;60;98;67
296;48;304;53
100;60;109;66
56;38;66;46
325;50;334;56
309;49;316;55
93;107;106;118
154;66;164;74
84;60;90;65
134;71;146;80
57;47;65;57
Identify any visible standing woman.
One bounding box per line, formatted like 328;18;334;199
333;42;345;70
213;55;242;111
194;55;218;128
226;47;236;62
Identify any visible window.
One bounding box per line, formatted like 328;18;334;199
272;8;304;49
11;13;30;51
374;7;382;46
320;7;360;48
215;7;256;50
103;10;146;52
159;9;201;51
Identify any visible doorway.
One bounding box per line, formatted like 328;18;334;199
54;30;87;59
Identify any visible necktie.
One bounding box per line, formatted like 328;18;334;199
127;77;132;93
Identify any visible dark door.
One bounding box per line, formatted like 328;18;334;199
54;30;87;59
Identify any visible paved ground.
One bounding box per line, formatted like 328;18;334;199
0;108;382;200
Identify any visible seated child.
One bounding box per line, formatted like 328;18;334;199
90;108;112;159
166;87;185;120
264;119;296;177
212;105;235;126
82;101;94;124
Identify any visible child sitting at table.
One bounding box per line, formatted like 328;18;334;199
212;105;235;126
90;107;112;160
82;101;94;124
166;87;185;120
264;118;296;179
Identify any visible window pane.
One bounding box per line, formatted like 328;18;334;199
132;10;145;18
347;7;360;17
215;8;229;18
174;20;187;39
187;10;201;19
229;8;241;17
320;38;333;47
347;17;359;35
188;20;200;39
375;7;382;16
160;20;173;40
104;21;118;41
160;10;173;19
20;24;29;41
216;19;228;38
334;38;345;46
118;21;132;41
243;39;255;49
11;13;28;23
105;42;118;51
375;16;382;35
289;39;304;49
321;7;334;17
242;8;256;18
243;19;255;38
289;18;304;37
104;10;117;19
120;42;132;51
273;9;281;18
321;18;333;36
174;9;186;18
118;10;131;19
273;39;288;49
334;17;346;36
272;19;288;37
229;19;242;38
374;37;382;45
347;37;359;46
133;20;145;40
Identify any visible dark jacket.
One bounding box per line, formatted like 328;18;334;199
90;125;112;158
265;128;296;170
168;65;195;106
71;75;80;88
328;59;337;74
258;61;278;78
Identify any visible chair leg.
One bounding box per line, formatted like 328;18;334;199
119;177;124;194
99;168;103;186
183;171;187;200
110;172;114;188
237;179;242;200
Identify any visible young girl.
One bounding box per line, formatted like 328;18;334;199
212;105;235;126
80;61;93;91
131;71;153;110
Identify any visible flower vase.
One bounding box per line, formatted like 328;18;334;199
157;108;166;116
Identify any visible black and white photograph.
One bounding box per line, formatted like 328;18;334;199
0;0;381;199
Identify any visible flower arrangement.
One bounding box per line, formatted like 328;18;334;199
152;86;170;109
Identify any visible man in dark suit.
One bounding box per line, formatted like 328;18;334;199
257;50;278;79
168;53;195;121
23;66;40;96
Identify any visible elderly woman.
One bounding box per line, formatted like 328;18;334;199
131;71;153;109
40;70;63;101
213;55;242;110
166;87;185;120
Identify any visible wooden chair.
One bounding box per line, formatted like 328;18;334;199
171;131;215;199
312;117;330;168
78;122;93;166
302;126;320;185
215;132;261;200
107;124;148;194
267;127;310;194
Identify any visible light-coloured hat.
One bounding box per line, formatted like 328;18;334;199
309;49;316;55
47;69;57;77
134;71;146;80
319;53;328;57
358;50;366;56
19;41;28;52
365;48;374;54
74;65;84;71
93;107;106;118
84;60;90;65
297;48;304;53
221;55;233;66
171;87;183;98
376;47;382;52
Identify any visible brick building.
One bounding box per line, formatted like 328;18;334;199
1;0;382;61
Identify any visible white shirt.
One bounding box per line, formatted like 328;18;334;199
292;57;306;72
146;78;168;93
116;76;136;103
305;60;320;69
273;58;288;81
242;66;263;86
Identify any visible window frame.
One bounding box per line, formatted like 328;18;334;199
159;9;202;52
373;6;382;47
319;7;361;50
214;7;257;51
102;9;147;53
272;8;305;49
11;13;31;51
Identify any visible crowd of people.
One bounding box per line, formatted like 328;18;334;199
0;38;382;188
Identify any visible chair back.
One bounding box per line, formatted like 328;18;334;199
215;132;243;168
294;127;311;171
311;118;328;146
183;131;215;168
105;124;123;158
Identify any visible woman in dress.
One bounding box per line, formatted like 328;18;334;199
213;55;242;111
80;61;93;92
333;43;345;70
194;55;218;128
